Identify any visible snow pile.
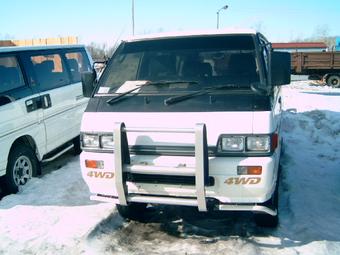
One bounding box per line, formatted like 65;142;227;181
273;82;340;254
1;80;340;254
0;157;117;254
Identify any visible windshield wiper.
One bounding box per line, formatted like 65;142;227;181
106;85;141;104
164;84;243;105
106;80;198;105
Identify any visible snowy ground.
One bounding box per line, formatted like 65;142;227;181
1;80;340;255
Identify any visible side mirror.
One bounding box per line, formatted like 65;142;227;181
0;95;14;107
81;70;97;97
270;51;291;86
93;60;108;72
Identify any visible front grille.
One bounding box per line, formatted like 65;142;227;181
130;145;216;156
125;173;214;186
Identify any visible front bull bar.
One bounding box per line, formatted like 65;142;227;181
113;122;209;212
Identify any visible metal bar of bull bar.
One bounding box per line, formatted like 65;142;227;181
113;122;209;211
113;122;130;206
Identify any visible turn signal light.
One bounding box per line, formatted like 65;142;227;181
85;159;104;169
237;166;262;175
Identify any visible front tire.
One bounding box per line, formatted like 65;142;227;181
116;203;148;221
1;145;39;194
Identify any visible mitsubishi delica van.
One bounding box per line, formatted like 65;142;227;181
80;29;290;227
0;45;92;194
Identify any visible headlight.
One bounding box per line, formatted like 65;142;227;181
217;134;275;153
82;134;100;148
219;136;244;152
101;134;114;149
246;136;270;151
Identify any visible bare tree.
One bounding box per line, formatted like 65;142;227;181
86;43;116;61
310;24;336;49
289;24;336;50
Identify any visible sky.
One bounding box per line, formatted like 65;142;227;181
0;0;339;46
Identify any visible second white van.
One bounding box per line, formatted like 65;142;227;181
0;45;92;194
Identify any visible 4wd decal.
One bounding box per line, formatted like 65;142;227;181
225;177;261;185
87;171;114;179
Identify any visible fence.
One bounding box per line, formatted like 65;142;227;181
0;36;78;47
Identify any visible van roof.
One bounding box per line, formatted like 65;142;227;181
0;44;85;53
124;28;257;42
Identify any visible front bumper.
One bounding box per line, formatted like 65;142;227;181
80;123;280;215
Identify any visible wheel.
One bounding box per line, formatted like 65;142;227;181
116;202;148;221
326;75;340;87
254;180;279;228
73;136;82;155
0;145;39;194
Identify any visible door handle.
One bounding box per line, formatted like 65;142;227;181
41;94;52;109
25;95;51;112
26;99;33;106
26;98;38;112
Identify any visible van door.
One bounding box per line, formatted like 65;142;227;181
27;49;91;153
28;51;75;152
63;50;92;115
0;54;45;172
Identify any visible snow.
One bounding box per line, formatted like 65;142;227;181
1;80;340;254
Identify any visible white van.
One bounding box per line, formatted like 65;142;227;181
80;29;290;227
0;45;92;194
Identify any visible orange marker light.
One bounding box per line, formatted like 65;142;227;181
237;166;262;175
85;159;104;169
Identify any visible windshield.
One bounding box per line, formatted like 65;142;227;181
97;35;260;95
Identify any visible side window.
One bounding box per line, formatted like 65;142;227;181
30;53;70;91
0;56;25;93
65;51;91;82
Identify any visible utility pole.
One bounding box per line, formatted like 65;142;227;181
216;5;228;29
132;0;135;36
